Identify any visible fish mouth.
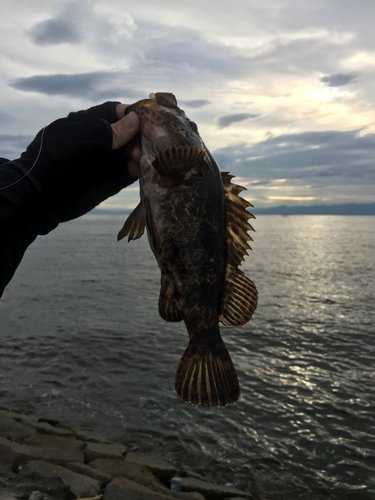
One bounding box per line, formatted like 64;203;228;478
125;92;179;115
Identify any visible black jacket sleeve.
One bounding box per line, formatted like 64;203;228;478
0;101;136;297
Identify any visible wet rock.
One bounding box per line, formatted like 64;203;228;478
103;476;172;500
125;452;180;484
26;421;74;438
65;461;111;485
19;460;101;497
181;477;253;500
84;442;128;462
0;414;36;441
173;493;205;500
74;429;113;444
89;458;170;494
0;443;24;472
22;432;84;450
0;436;85;465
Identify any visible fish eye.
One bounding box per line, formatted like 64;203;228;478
189;121;198;133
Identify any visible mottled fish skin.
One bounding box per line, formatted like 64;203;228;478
119;92;257;406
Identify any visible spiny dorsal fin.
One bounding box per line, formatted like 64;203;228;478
159;274;184;322
222;172;255;267
152;146;208;179
220;172;257;325
175;340;240;406
117;202;145;242
219;264;258;326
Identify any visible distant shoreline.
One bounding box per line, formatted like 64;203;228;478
91;202;375;217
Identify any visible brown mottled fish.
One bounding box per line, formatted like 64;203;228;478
118;92;257;406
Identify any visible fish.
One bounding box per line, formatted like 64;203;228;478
118;92;257;406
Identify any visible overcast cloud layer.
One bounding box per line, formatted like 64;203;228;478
1;0;375;208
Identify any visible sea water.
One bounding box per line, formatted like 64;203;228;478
0;214;374;499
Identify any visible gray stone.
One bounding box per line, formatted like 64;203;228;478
0;443;24;472
0;414;36;441
65;461;111;485
181;477;253;500
19;460;101;497
74;429;113;444
0;489;27;500
84;442;128;462
126;452;180;484
23;432;84;450
26;421;74;438
103;477;172;500
0;437;84;465
173;493;206;500
89;458;171;495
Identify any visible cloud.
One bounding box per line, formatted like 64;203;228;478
218;113;260;129
213;129;375;187
180;99;210;108
9;72;144;101
320;73;358;87
0;135;33;160
28;17;82;45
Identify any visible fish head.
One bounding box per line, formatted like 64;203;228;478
125;92;205;166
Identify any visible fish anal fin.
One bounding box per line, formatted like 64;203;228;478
175;340;240;406
152;146;208;180
159;274;184;322
219;264;258;326
117;202;145;242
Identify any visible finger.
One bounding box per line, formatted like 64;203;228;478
126;139;142;163
111;111;140;150
128;160;141;178
115;103;128;120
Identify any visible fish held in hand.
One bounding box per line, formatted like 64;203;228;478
118;92;257;406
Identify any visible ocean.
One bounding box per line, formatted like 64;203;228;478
0;214;374;499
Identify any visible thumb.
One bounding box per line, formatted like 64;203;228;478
111;111;140;149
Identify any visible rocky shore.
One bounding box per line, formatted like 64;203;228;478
0;407;254;500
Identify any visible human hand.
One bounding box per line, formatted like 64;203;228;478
14;101;142;233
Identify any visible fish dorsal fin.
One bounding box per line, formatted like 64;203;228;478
219;265;258;326
159;274;184;322
219;172;258;326
222;172;255;267
117;202;146;242
152;146;208;179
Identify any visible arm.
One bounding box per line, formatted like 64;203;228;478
0;102;140;297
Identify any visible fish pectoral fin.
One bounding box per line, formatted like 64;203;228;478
219;264;258;326
159;275;184;322
117;202;146;242
152;146;208;180
175;340;240;406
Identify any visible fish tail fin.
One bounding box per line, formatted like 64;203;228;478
175;340;240;406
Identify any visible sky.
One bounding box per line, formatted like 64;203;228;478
1;0;375;210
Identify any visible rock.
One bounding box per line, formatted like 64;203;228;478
181;477;253;500
89;458;170;494
84;442;128;462
0;489;27;500
74;429;113;444
26;421;74;438
19;460;101;497
173;493;206;500
103;477;172;500
125;452;180;484
0;414;36;441
0;443;24;472
65;461;111;485
22;432;84;450
0;436;85;465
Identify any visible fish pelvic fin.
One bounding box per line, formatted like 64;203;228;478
220;264;258;326
152;146;208;180
117;202;146;242
175;340;240;406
